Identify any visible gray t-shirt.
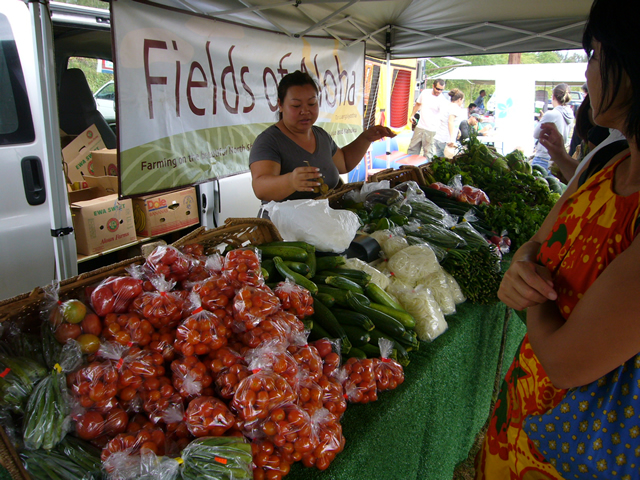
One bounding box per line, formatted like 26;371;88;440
249;125;339;203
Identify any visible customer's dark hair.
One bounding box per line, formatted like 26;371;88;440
583;0;640;140
574;95;594;143
277;71;319;119
552;83;571;105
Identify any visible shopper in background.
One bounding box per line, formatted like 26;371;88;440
531;83;575;173
249;71;394;215
406;79;448;159
458;113;480;142
475;0;640;478
474;90;487;113
433;89;466;157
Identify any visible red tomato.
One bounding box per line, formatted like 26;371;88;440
75;411;105;440
54;322;82;344
81;313;102;336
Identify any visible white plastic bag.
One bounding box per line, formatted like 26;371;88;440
264;199;360;253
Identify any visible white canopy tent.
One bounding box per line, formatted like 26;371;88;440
433;63;589;87
142;0;591;59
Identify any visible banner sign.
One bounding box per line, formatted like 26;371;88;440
111;0;366;197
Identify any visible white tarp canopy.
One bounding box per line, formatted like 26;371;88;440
142;0;591;59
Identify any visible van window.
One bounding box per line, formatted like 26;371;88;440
68;56;113;94
0;13;35;145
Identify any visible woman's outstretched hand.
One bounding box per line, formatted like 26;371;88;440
362;125;396;143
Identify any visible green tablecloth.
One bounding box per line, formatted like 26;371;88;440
288;301;527;480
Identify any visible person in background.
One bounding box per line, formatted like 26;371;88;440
406;79;448;159
467;102;478;116
249;71;394;216
458;112;479;142
531;83;575;173
433;89;466;157
474;90;487;113
475;0;640;478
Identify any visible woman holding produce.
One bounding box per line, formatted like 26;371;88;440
475;0;640;478
433;88;466;158
531;83;575;174
249;70;394;216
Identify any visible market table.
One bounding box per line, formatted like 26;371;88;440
288;301;528;480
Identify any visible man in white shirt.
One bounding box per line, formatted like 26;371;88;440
407;79;447;159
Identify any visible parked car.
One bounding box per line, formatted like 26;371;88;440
94;80;115;125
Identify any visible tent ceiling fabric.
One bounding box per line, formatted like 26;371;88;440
141;0;591;59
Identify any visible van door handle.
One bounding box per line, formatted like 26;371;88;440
21;156;46;206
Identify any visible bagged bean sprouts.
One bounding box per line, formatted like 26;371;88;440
341;257;390;290
369;229;409;259
420;270;456;315
386;244;440;287
442;270;466;304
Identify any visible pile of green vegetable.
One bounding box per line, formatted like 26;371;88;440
424;133;565;249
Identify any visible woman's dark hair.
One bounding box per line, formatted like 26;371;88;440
277;71;319;119
574;95;594;142
448;88;464;102
583;0;639;140
552;83;571;105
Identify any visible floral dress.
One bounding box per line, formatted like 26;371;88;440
475;154;640;479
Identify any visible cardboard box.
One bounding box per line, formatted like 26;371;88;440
71;193;136;256
91;149;119;176
133;188;199;237
83;175;119;197
61;125;106;184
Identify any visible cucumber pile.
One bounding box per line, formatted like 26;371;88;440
256;241;419;367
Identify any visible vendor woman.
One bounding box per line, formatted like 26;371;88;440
249;70;395;217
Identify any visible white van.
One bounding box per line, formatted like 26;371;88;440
0;0;258;301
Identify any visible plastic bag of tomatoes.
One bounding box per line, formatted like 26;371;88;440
89;275;143;317
170;355;213;399
174;292;230;357
259;404;316;464
73;406;129;442
190;273;235;311
143;245;194;283
184;395;236;437
310;338;342;377
274;279;314;320
317;373;347;418
341;357;378;404
231;371;296;433
101;427;167;476
251;439;291;480
235;313;290;349
128;276;185;330
232;285;281;333
287;343;323;383
372;338;405;392
222;247;265;288
301;407;345;470
101;312;155;348
246;340;300;389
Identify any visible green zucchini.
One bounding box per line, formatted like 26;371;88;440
257;245;308;262
309;318;331;342
358;342;382;358
345;347;367;360
365;282;404;311
368;302;416;329
346;291;407;339
320;269;371;286
284;260;311;277
342;325;371;347
261;258;276;279
317;285;371;307
314;292;336;308
331;308;375;331
315;255;346;270
273;256;318;295
312;296;351;354
325;276;364;294
262;241;317;279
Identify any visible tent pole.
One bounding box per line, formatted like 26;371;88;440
385;27;391;168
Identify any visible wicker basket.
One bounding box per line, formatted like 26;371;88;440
369;165;425;186
0;217;281;479
317;182;363;209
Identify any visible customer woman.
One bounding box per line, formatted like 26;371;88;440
531;83;575;173
475;0;640;478
433;89;466;158
249;71;394;213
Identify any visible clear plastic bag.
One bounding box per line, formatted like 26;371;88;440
179;436;253;480
143;245;195;283
264;199;360;253
246;340;300;388
232;285;281;333
369;229;409;259
174;292;230;356
343;180;391;204
301;408;345;470
128;276;185;330
274;279;314;319
185;395;236;437
442;270;466;304
387;278;448;342
420;270;456;315
341;257;391;290
341;357;377;404
386;244;441;287
372;338;404;392
222;247;265;288
170;355;212;399
89;276;144;318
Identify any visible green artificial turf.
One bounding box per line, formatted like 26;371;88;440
287;300;523;480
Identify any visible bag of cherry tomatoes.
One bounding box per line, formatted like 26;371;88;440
184;395;236;437
101;427;167;477
341;357;378;404
317;373;347;418
287;343;323;383
232;285;281;333
301;408;345;471
310;338;342;377
372;338;405;392
128;276;185;330
251;438;291;480
235;312;291;349
89;275;143;317
143;245;194;283
72;405;129;442
231;371;296;433
170;355;213;399
246;340;300;389
190;273;235;312
209;348;251;400
102;312;155;348
274;279;314;319
174;292;230;357
222;247;265;288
